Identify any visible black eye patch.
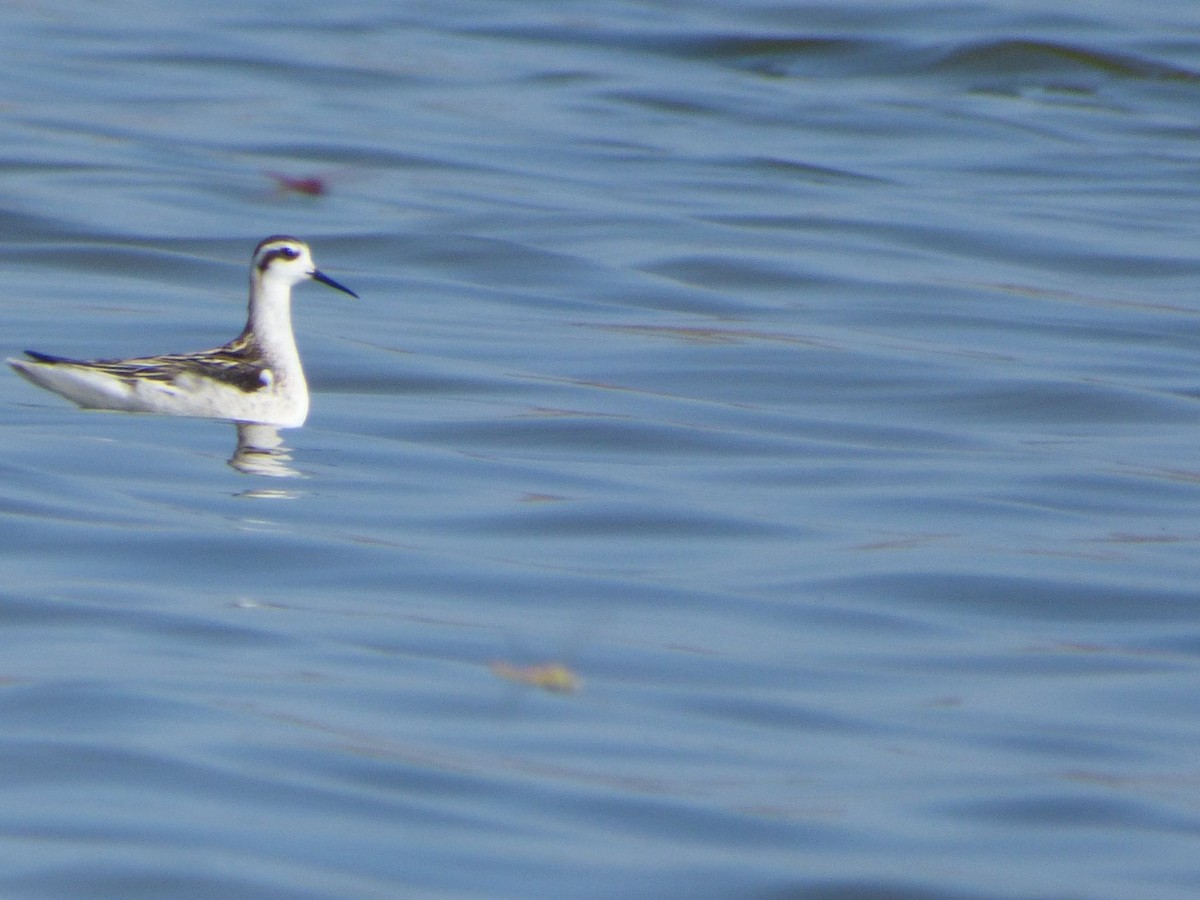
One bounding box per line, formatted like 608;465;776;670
257;246;301;272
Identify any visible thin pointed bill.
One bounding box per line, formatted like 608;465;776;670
310;269;359;299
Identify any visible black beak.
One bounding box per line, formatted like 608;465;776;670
311;269;358;299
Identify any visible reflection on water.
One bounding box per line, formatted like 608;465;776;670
228;422;300;478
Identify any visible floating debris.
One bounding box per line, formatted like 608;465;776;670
266;172;328;197
490;660;579;694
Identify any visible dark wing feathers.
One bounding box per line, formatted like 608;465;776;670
23;350;76;364
23;334;269;394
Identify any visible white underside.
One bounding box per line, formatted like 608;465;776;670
8;358;309;428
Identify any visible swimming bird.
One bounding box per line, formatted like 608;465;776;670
7;235;357;428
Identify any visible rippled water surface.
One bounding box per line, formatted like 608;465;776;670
2;2;1200;898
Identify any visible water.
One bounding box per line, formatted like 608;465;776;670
1;1;1199;897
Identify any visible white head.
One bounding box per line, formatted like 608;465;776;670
251;235;357;297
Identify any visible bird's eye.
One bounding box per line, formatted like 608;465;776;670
279;247;300;260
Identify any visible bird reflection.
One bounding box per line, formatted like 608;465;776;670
228;422;300;478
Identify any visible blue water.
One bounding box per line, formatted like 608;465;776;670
2;2;1200;898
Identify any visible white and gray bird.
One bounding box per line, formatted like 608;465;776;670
8;236;357;428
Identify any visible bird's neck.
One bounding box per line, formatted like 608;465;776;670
244;276;298;359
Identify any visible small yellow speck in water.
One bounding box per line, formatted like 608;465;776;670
489;660;579;694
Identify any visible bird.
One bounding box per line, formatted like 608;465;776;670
7;235;357;428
